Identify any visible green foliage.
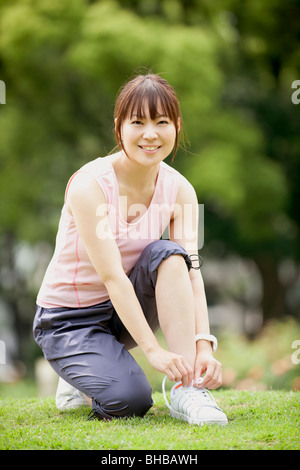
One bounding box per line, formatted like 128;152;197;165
1;0;296;251
0;0;297;251
0;0;221;242
217;318;300;391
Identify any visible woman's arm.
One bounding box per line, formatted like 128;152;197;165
169;177;222;389
67;172;192;382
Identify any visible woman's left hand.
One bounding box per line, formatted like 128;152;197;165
193;350;223;390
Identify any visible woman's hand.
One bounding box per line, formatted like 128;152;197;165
193;349;223;389
145;345;193;387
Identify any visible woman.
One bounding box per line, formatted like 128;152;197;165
33;73;227;425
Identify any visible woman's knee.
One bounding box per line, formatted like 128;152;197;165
92;372;153;420
146;240;192;278
158;252;187;273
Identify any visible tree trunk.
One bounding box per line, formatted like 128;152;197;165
0;232;34;362
254;255;288;324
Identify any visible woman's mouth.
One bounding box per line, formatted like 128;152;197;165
139;145;161;154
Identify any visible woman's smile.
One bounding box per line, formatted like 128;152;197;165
138;145;162;154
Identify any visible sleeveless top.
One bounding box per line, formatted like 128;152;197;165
36;155;183;308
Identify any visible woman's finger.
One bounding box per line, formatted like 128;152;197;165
201;361;222;389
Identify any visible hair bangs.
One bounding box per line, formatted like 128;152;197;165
126;80;175;122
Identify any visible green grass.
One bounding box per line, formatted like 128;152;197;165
0;390;299;450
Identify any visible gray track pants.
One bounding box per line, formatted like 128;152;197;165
33;240;191;420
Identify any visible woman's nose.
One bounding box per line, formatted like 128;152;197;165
143;125;158;140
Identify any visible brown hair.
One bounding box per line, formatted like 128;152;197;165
114;74;183;162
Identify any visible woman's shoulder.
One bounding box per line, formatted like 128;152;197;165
161;161;194;191
160;162;197;206
67;155;115;192
80;154;115;176
65;155;115;207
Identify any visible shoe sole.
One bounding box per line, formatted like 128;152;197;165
170;409;228;426
56;397;90;410
56;402;90;410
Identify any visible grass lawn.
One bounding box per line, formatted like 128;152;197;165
0;389;299;450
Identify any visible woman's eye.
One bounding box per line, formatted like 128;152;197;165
132;120;143;125
158;120;169;125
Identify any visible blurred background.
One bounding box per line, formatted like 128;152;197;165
0;0;299;397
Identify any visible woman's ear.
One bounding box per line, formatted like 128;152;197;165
114;117;117;131
177;117;181;132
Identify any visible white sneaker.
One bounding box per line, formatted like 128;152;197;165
55;377;90;410
162;377;228;425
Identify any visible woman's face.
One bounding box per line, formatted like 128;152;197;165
119;101;178;167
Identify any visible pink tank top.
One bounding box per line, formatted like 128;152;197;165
37;156;183;308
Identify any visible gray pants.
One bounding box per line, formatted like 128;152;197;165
33;240;191;420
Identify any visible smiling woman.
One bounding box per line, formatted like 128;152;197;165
33;72;227;426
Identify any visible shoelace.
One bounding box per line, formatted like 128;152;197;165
162;376;220;411
87;410;97;420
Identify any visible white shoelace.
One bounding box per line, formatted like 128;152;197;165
162;376;220;411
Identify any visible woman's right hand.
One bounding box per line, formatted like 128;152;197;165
145;345;193;387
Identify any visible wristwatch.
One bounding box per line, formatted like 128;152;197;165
195;334;218;352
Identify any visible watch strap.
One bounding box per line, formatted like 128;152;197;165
195;333;218;352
